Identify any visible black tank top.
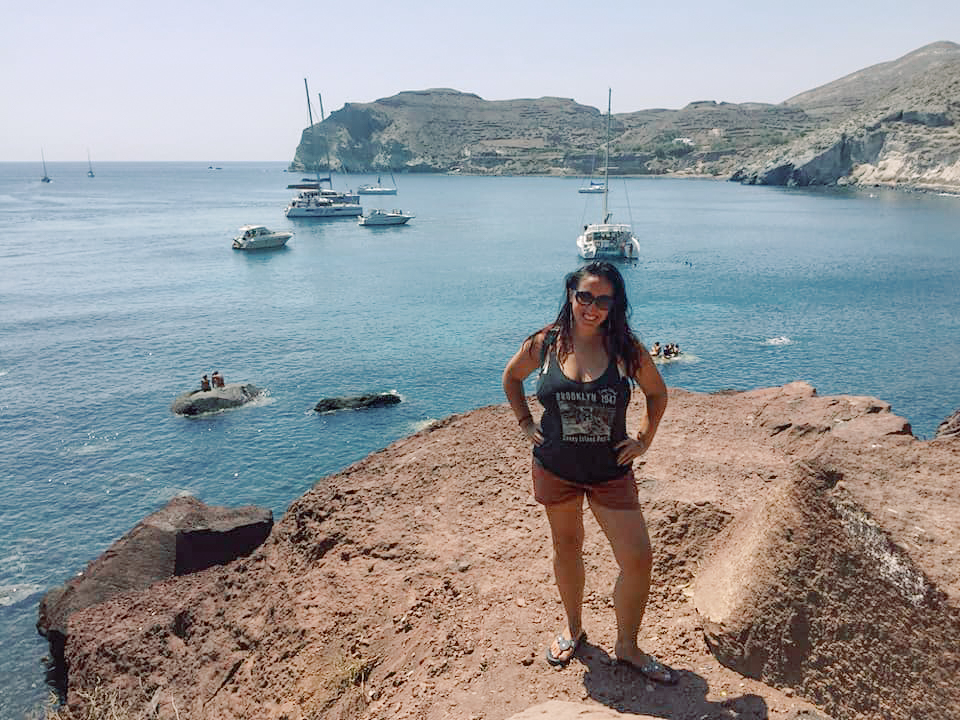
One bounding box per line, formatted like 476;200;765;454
534;343;631;484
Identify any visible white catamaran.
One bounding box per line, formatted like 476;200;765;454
576;89;639;260
285;79;362;219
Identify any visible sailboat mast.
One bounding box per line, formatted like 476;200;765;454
602;88;611;223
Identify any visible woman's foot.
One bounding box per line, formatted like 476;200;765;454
545;628;586;666
615;648;678;685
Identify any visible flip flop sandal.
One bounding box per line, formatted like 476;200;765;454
545;630;586;666
617;655;679;685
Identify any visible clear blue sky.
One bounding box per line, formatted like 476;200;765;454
2;0;956;162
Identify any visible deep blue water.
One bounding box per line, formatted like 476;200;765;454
1;162;958;717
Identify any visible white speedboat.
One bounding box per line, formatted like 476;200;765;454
358;209;414;226
358;174;398;195
232;225;293;250
576;89;639;261
285;189;362;218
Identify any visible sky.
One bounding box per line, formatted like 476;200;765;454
2;0;958;162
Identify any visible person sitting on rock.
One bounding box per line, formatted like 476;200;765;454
200;374;212;392
211;371;225;388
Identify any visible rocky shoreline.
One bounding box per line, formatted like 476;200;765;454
48;383;960;720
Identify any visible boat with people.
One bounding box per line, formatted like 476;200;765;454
576;89;640;261
232;224;293;250
358;174;398;195
358;209;414;226
285;79;362;219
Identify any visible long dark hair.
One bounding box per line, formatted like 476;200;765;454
529;261;643;379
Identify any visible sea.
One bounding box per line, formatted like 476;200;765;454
1;161;958;717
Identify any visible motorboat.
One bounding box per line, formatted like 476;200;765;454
358;209;414;226
286;78;362;219
358;174;398;195
578;180;605;194
232;225;293;250
576;89;639;261
285;189;362;218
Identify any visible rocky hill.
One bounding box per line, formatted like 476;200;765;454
292;41;960;191
732;41;960;190
52;384;960;720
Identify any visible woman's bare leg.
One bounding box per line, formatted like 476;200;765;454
544;494;586;661
588;499;652;666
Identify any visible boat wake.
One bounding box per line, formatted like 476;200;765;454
764;336;793;346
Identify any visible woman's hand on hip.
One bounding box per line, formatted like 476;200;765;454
615;435;649;465
520;418;544;446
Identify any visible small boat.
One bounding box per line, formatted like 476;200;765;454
41;149;51;183
87;150;95;178
358;209;414;226
232;225;293;250
576;90;640;261
358;174;398;195
578;180;605;194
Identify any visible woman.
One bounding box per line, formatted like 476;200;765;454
502;261;674;683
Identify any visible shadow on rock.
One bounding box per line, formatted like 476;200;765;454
578;642;770;720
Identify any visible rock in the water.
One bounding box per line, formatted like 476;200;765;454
936;408;960;440
314;391;401;413
171;382;262;415
37;495;272;691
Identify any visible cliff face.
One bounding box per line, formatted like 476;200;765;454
57;384;960;720
732;42;960;190
292;42;960;191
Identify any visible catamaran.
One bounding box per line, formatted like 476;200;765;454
576;90;640;260
285;79;362;219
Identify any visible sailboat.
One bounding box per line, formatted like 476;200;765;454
358;173;398;195
284;79;362;218
575;89;640;260
40;149;51;183
87;150;95;178
577;153;605;193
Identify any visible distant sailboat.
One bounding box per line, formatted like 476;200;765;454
358;173;398;195
41;149;51;183
87;150;95;178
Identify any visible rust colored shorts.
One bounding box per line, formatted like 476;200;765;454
532;459;640;510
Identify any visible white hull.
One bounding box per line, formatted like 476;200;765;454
358;187;397;195
578;185;605;194
233;225;293;250
576;223;639;260
359;210;414;226
285;204;362;218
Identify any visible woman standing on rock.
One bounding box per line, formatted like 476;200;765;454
502;261;675;683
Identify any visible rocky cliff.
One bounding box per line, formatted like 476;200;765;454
52;384;960;720
292;42;960;191
731;42;960;191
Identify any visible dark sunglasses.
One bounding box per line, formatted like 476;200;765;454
574;290;615;311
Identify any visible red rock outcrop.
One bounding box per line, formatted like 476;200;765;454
57;384;959;720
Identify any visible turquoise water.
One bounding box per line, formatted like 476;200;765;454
1;162;958;716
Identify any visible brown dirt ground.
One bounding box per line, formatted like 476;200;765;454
62;384;960;720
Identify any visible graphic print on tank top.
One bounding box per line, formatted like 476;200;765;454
557;387;619;443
